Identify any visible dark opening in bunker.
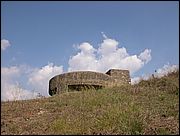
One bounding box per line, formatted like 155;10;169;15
49;87;57;96
68;84;103;91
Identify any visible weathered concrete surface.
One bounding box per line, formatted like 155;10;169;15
49;69;130;96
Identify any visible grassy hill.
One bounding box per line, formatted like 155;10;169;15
1;71;179;135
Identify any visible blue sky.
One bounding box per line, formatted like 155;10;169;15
1;1;179;100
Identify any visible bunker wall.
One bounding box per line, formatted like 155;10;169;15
49;69;131;96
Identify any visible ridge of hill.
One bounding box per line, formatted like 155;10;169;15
1;71;179;135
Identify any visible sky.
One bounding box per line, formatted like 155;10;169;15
1;1;179;101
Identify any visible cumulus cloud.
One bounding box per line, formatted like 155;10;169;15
68;34;152;75
1;63;63;101
1;83;38;101
78;42;96;54
1;66;20;79
131;63;179;85
154;63;179;78
131;74;152;85
138;49;152;64
1;39;11;51
98;38;119;55
131;76;142;85
68;43;98;71
1;66;37;101
28;63;63;96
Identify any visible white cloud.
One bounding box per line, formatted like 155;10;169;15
68;35;152;75
131;64;179;85
138;49;152;64
131;76;142;85
131;74;152;85
98;38;119;55
1;66;20;79
1;66;37;101
1;63;63;101
154;63;179;78
1;39;10;51
78;42;96;54
68;43;98;71
1;83;38;101
28;63;63;96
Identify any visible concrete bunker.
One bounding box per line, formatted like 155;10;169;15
49;69;130;96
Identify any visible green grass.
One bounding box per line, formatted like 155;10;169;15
1;71;179;135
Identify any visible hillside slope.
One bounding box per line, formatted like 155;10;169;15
1;71;179;135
